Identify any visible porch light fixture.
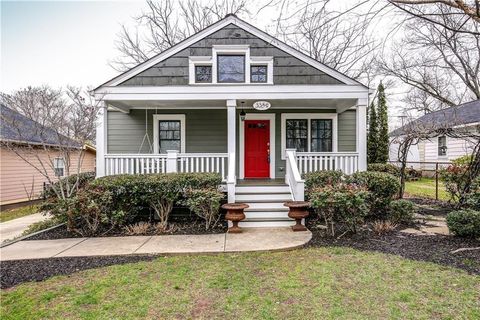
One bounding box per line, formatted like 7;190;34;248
240;101;246;121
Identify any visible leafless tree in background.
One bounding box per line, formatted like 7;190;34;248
389;0;480;34
377;4;480;112
0;86;101;201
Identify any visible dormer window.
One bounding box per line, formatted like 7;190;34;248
217;55;245;83
195;66;212;83
188;45;273;84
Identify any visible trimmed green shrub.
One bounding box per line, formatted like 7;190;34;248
452;155;474;165
304;170;344;194
389;199;415;224
349;171;400;216
368;163;400;177
309;183;369;236
42;171;96;199
182;188;225;230
446;209;480;238
440;164;479;204
66;184;126;236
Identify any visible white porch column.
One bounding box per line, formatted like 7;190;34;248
356;98;368;171
226;99;237;203
96;101;107;178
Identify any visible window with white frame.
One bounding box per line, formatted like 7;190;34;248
281;114;337;158
188;45;273;84
438;136;447;156
53;158;65;177
153;115;186;154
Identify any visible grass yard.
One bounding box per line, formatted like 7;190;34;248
2;247;479;319
405;177;449;201
0;205;39;223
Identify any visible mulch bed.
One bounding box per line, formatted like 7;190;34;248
26;217;228;240
1;255;159;289
306;220;480;275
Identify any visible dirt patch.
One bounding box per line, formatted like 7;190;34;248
0;255;158;289
307;220;480;275
26;217;227;241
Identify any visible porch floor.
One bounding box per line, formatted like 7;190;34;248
237;179;286;186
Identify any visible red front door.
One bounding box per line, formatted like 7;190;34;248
245;120;270;178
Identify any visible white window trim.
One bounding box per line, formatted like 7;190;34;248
239;113;276;179
188;45;274;85
281;113;338;159
54;157;65;177
153;114;186;154
188;56;213;85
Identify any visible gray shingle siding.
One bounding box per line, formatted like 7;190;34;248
119;24;343;86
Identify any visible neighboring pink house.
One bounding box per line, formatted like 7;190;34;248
0;105;96;206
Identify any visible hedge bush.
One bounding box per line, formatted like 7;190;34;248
348;171;400;216
389;199;415;224
304;170;344;194
42;171;96;199
309;183;369;235
446;209;480;238
182;188;225;230
368;163;400;177
440;163;479;204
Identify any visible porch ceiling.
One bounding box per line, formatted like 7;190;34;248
107;98;358;113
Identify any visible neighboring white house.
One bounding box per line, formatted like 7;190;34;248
389;100;480;170
93;14;370;227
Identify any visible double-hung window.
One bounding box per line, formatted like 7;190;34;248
438;136;447;156
282;114;337;157
153;115;186;154
54;158;65;177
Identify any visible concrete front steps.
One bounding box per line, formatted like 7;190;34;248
235;184;295;227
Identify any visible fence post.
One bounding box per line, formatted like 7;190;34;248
166;150;178;173
435;162;439;200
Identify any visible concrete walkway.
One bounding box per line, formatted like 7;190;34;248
0;213;49;243
0;227;312;261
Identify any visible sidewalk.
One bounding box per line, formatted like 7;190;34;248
0;213;49;243
0;227;312;261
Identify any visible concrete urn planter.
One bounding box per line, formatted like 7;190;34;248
284;201;310;232
222;203;249;233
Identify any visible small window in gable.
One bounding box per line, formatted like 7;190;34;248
195;66;212;83
250;65;267;83
217;55;245;83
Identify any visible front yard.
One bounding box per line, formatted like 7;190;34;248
2;246;479;319
405;177;449;201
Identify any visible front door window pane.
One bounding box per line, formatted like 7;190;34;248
311;119;332;152
217;55;245;83
286;119;308;152
159;120;181;153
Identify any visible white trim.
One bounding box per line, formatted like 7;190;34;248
280;113;338;160
188;56;212;85
96;102;107;177
153;114;186;154
356;101;367;171
94;15;364;90
239;113;276;179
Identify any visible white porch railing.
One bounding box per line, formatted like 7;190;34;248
285;149;305;201
296;152;359;175
104;151;229;180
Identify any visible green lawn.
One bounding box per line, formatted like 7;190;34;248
0;205;39;223
405;177;449;201
2;247;479;319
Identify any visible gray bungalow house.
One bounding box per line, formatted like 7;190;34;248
94;14;369;227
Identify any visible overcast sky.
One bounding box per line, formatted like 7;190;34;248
1;0;149;92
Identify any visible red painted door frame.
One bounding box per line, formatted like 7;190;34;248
244;120;270;178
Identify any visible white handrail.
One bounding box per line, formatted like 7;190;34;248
285;149;304;201
296;152;359;175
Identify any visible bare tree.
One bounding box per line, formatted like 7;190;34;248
0;86;101;202
389;0;480;34
377;4;480;111
111;0;250;71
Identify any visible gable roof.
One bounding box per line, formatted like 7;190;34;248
390;99;480;137
0;104;81;148
95;14;365;91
